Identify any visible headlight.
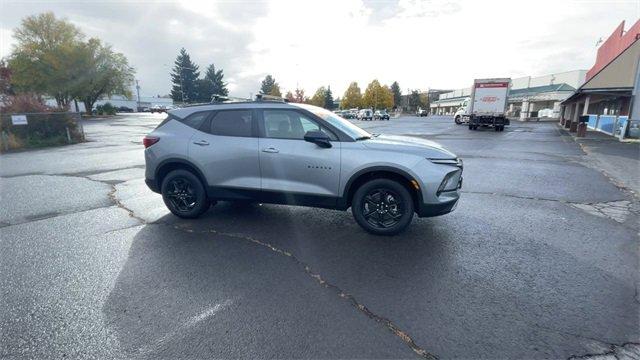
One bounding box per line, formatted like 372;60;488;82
429;158;463;169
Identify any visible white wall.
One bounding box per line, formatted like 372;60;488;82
512;70;587;90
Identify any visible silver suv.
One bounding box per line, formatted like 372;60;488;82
144;100;462;235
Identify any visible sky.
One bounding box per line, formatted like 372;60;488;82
1;0;639;99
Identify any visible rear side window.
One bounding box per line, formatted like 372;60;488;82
181;111;210;129
210;110;253;137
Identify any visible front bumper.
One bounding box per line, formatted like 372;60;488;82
417;195;459;217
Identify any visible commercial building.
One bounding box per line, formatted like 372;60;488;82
560;19;640;139
430;70;587;120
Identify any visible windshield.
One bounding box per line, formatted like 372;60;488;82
296;104;371;140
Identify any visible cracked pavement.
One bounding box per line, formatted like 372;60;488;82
0;114;638;359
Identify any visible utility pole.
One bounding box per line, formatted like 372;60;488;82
135;79;141;111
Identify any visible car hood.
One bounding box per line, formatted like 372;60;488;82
361;134;456;159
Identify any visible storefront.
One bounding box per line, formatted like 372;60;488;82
560;20;640;139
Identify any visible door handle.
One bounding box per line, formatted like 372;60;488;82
262;147;279;153
193;140;209;146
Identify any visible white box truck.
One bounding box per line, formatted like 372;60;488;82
456;78;511;131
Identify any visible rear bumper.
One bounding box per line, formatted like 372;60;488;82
145;178;160;193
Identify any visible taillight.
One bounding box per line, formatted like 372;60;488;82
143;136;159;148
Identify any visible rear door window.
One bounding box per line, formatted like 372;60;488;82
209;110;253;137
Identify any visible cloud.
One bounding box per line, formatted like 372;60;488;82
0;0;267;97
0;0;638;99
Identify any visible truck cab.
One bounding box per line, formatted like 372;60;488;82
454;98;471;124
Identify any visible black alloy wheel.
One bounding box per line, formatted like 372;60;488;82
352;178;414;235
165;178;197;212
161;169;210;218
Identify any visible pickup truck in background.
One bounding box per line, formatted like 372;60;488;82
454;78;511;131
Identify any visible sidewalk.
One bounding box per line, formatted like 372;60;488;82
559;125;640;196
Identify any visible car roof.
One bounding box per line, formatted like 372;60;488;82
168;101;306;119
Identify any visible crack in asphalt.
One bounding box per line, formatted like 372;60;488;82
171;224;437;360
2;170;436;358
567;342;640;360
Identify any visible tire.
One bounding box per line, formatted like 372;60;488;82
494;126;500;132
161;169;210;218
352;178;414;236
455;116;462;125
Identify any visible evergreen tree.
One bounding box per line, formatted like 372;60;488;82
324;86;334;109
260;75;277;95
170;48;199;103
194;63;228;102
390;81;402;109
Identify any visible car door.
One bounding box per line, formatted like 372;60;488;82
258;108;341;205
188;109;260;197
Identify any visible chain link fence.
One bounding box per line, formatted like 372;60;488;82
0;112;85;152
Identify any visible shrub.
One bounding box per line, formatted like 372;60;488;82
95;102;117;115
0;93;83;152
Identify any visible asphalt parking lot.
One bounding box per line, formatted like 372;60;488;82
1;113;638;359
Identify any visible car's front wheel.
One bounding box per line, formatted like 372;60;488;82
455;116;462;124
161;169;210;218
352;179;414;235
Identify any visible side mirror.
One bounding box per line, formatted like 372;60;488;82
304;130;332;148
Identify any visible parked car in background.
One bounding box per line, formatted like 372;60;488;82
143;101;463;235
150;105;167;113
416;108;428;117
374;110;390;121
117;106;134;113
357;109;373;121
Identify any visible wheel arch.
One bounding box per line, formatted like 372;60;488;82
154;158;208;192
340;166;423;210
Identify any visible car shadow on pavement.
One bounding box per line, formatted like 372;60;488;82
102;202;453;358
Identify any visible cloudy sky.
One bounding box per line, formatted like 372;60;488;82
1;0;638;99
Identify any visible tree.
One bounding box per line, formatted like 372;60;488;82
268;83;282;97
408;90;421;111
8;12;85;107
0;59;13;96
390;81;402;109
293;88;306;103
194;63;228;102
362;80;393;110
285;91;295;102
419;93;429;110
340;82;362;109
260;75;278;95
75;38;135;113
170;48;200;103
309;86;326;107
324;86;334;109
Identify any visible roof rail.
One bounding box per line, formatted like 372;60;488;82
255;93;288;103
211;94;251;103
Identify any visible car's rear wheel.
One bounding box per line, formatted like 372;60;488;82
161;169;210;218
352;179;414;235
455;116;462;124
